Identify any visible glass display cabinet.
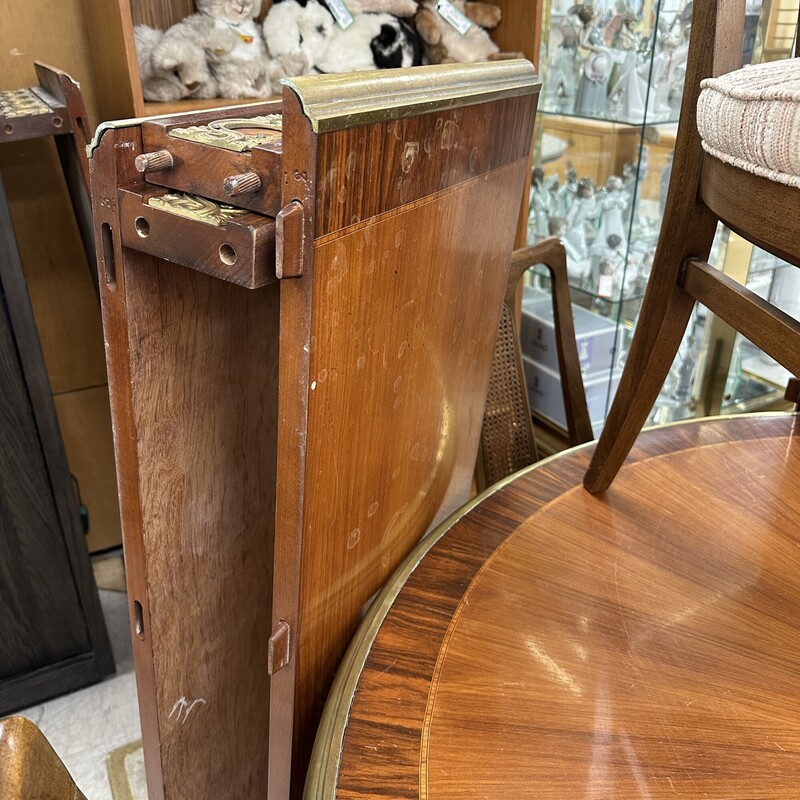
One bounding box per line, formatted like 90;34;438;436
523;0;797;440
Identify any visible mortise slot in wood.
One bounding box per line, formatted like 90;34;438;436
134;600;145;639
100;222;117;291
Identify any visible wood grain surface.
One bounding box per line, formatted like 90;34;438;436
0;716;87;800
271;85;537;800
314;95;535;237
94;121;280;800
700;156;800;269
320;414;800;800
294;157;526;769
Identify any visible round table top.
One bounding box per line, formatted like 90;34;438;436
306;414;800;800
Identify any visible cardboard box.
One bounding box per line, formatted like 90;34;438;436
523;355;622;434
521;287;619;377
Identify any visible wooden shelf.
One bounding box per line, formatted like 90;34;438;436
85;0;541;123
143;95;279;117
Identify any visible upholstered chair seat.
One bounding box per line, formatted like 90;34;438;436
697;59;800;187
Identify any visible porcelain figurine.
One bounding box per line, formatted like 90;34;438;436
529;167;553;240
550;216;592;284
552;9;583;101
597;175;630;249
573;5;622;116
648;20;676;118
555;164;579;216
563;176;597;263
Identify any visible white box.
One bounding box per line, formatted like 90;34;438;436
520;287;619;377
523;355;622;433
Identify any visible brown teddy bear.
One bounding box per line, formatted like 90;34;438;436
414;1;505;63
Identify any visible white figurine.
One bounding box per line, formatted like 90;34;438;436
555;164;579;216
597;175;631;249
590;232;625;295
529;168;553;240
573;5;622;116
550;217;592;284
648;20;676;118
552;9;584;101
563;177;597;263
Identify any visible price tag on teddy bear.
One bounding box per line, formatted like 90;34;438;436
327;0;355;29
435;1;472;35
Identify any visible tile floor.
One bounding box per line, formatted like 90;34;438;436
18;554;141;800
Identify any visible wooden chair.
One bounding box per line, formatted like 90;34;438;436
0;716;86;800
584;0;800;493
477;238;593;490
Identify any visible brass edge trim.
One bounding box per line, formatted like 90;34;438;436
303;438;592;800
304;411;798;800
86;102;270;157
282;60;539;134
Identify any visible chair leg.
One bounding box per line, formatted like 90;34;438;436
583;285;697;493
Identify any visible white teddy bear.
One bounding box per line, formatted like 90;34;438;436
138;0;273;101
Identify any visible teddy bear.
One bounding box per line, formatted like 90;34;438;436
150;0;273;100
414;1;503;63
316;11;423;72
263;0;336;79
134;24;217;102
263;0;422;78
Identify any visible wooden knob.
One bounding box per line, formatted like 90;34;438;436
223;172;261;197
134;150;174;173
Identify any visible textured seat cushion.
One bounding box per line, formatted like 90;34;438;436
697;59;800;187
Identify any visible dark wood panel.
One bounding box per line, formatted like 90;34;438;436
0;175;112;705
0;654;105;715
0;297;88;678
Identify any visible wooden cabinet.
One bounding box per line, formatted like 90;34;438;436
91;62;538;800
0;179;113;713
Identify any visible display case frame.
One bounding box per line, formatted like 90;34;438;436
525;0;797;440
